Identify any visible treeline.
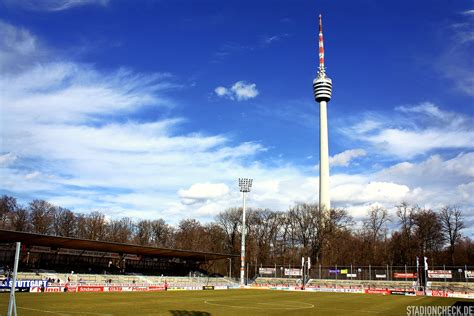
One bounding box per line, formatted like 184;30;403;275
1;196;472;268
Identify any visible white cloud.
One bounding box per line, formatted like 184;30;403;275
330;149;366;167
377;153;474;189
397;102;444;119
1;63;176;125
214;81;259;101
178;183;230;205
262;33;289;46
365;129;472;158
25;171;42;180
330;153;473;222
343;103;473;158
352;119;382;134
0;153;17;166
437;11;474;95
264;35;280;44
231;81;259;100
0;20;48;73
0;28;268;221
214;86;228;97
331;174;410;207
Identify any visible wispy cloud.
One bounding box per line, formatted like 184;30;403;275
330;149;366;167
342;103;473;158
0;20;49;73
462;9;474;16
214;81;259;101
6;0;110;12
0;153;17;166
213;33;289;61
436;10;474;95
0;23;268;221
262;33;289;45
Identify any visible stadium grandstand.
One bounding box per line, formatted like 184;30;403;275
0;229;239;292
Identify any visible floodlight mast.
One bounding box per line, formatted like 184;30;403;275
238;178;253;286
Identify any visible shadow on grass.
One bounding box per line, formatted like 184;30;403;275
450;300;474;308
169;311;211;316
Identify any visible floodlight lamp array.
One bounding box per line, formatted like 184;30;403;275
238;178;253;192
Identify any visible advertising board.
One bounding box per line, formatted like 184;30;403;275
427;270;452;279
284;268;302;276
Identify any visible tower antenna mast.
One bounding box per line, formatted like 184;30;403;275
318;14;325;74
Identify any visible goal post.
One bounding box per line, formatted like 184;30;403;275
7;242;20;316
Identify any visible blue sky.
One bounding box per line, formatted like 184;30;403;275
0;0;473;234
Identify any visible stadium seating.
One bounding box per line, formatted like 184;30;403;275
429;281;474;293
252;277;301;287
306;279;414;290
15;271;237;288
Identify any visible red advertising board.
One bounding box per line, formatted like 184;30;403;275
365;289;391;295
107;286;123;292
430;290;448;297
394;273;417;279
77;286;104;292
148;286;166;292
131;287;149;291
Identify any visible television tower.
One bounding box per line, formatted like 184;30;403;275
313;14;332;211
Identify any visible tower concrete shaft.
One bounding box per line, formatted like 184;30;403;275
319;100;330;211
313;14;332;212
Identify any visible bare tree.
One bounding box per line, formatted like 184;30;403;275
11;207;30;232
363;206;390;262
215;208;242;254
75;213;88;239
288;203;314;251
53;207;77;237
108;217;134;243
84;211;107;240
439;206;464;265
0;195;18;229
151;219;174;248
29;199;55;234
413;209;444;262
396;202;417;237
135;220;153;245
363;206;390;242
395;202;419;264
175;218;205;251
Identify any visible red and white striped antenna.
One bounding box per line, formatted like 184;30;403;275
319;14;324;69
317;14;327;78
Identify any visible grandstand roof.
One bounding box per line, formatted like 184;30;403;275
0;229;238;261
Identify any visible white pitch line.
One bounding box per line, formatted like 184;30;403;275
204;300;314;310
258;302;315;309
16;306;113;316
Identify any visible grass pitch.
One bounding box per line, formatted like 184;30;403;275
1;289;471;315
